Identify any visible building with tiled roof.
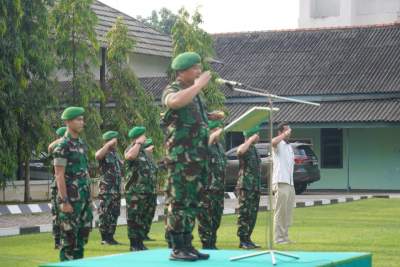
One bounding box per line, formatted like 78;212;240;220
56;0;172;82
208;23;400;191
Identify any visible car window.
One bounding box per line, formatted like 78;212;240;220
227;154;237;160
226;143;273;159
258;148;270;158
226;149;238;160
294;145;316;157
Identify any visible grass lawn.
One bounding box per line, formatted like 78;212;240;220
0;198;399;267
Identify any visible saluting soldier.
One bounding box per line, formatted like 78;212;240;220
124;126;156;251
53;107;93;261
162;51;226;261
48;126;67;249
198;120;227;249
236;125;262;249
95;131;123;245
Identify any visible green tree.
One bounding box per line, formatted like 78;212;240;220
52;0;103;154
0;0;24;189
0;0;57;202
137;8;178;35
104;17;163;156
171;8;226;111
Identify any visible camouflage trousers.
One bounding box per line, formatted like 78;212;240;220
165;161;207;236
143;193;157;237
126;193;154;240
98;193;121;235
197;189;224;245
59;197;93;261
163;192;171;245
50;184;60;240
237;189;260;239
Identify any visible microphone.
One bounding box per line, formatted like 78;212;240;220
215;78;243;87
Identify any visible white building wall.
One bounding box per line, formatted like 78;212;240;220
55;52;170;81
128;53;170;78
299;0;400;28
352;0;400;25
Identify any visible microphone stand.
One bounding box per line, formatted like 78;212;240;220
228;84;320;265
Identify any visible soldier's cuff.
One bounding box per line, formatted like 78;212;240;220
163;93;175;107
53;158;67;166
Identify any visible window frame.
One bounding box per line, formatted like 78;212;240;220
320;128;343;169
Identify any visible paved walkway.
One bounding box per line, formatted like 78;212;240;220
0;192;398;237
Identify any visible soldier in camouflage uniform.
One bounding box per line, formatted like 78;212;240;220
48;126;67;249
95;130;123;245
197;120;227;249
124;126;156;251
236;125;262;249
162;52;224;261
53;107;93;261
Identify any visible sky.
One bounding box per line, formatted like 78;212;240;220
98;0;300;33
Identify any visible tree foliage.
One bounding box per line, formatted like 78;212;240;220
0;0;57;200
137;8;178;35
0;0;24;187
104;17;163;156
52;0;103;154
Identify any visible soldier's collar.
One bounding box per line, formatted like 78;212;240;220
66;131;81;142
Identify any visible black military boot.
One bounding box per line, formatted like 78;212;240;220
54;236;61;249
184;233;209;260
130;238;142;251
165;231;172;248
239;236;255;249
139;239;148;250
108;234;120;245
247;237;261;249
169;233;198;261
210;233;218;250
101;232;109;245
108;226;120;245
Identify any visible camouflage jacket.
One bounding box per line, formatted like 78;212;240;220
48;142;58;188
124;145;156;194
145;152;158;195
53;133;91;202
208;141;227;191
98;149;123;195
237;144;261;191
161;80;209;164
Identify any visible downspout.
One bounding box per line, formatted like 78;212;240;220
100;46;107;124
346;128;351;192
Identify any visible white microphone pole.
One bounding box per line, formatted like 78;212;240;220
225;82;320;264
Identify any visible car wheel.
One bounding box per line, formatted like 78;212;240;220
294;183;307;195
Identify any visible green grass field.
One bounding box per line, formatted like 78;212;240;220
0;198;399;267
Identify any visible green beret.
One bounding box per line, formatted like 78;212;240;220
171;52;201;71
128;126;146;139
208;120;223;130
243;125;260;138
56;127;67;137
61;106;84;120
144;138;154;148
102;130;119;141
